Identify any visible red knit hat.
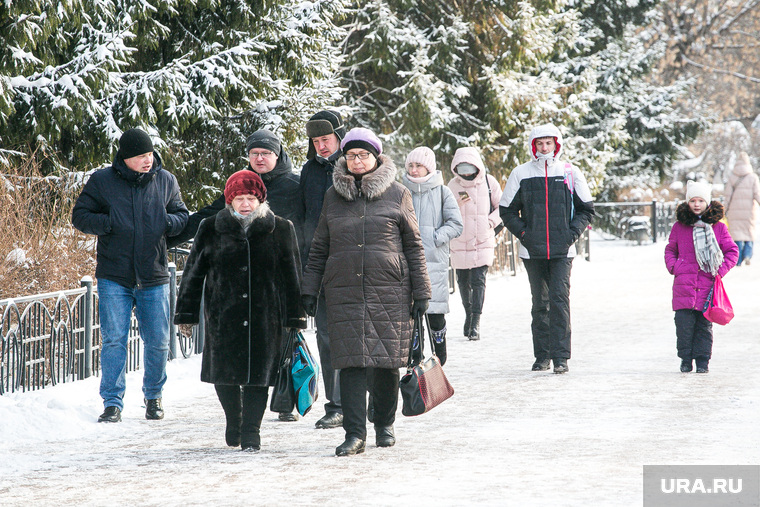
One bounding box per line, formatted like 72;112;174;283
224;170;267;204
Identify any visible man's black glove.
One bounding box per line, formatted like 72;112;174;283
301;294;318;317
411;299;429;319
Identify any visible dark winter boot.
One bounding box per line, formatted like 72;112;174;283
680;358;693;373
467;313;481;341
215;385;242;447
553;358;569;374
411;323;423;366
695;357;709;373
431;327;447;366
463;311;472;338
531;358;551;371
240;386;268;451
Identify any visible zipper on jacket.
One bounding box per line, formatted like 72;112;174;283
544;160;550;259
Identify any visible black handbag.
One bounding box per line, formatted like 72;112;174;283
399;314;454;416
269;329;296;413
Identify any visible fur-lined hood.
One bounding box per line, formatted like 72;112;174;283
676;200;724;225
333;154;397;201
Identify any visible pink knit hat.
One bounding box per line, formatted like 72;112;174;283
405;147;436;174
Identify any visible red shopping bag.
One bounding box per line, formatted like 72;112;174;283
703;275;734;325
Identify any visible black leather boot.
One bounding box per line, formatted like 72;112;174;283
144;398;164;420
336;437;366;456
98;406;122;423
463;312;472;337
375;425;396;447
468;313;481;341
215;385;242;447
431;327;447;366
240;386;268;451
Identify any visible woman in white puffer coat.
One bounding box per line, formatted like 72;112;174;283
724;151;760;266
402;147;463;364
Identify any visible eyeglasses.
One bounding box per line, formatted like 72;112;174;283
345;152;372;161
249;151;275;159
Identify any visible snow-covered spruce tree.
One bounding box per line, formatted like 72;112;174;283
568;0;708;199
341;1;597;180
1;0;349;207
340;0;705;196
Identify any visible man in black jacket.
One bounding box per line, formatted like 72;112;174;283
167;129;304;421
72;128;189;422
299;110;346;429
499;123;594;374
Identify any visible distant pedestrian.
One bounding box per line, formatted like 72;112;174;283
301;128;431;457
665;181;738;373
723;151;760;266
447;147;503;341
500;124;594;374
72;128;189;422
174;170;306;451
402;147;463;364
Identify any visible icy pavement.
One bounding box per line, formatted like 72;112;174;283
1;234;759;506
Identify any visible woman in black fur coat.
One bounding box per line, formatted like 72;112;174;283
175;170;306;452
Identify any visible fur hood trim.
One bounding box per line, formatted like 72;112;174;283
676;200;724;225
333;154;397;201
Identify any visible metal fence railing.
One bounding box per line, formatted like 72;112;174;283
593;200;678;244
0;264;201;395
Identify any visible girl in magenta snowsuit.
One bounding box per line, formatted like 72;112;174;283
664;181;738;373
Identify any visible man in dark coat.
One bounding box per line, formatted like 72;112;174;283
72;128;189;423
168;129;305;422
167;129;304;250
299;110;346;430
499;123;595;374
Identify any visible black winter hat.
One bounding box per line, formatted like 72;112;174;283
118;128;154;160
305;110;346;159
246;129;281;156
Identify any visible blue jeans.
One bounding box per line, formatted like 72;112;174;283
735;241;753;266
97;279;170;410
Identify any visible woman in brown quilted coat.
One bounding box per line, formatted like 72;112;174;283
301;128;431;457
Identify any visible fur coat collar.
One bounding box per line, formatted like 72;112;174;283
215;202;275;236
676;200;724;226
333;154;397;201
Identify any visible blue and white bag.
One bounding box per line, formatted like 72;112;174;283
291;330;320;416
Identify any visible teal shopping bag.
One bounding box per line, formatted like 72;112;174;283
291;330;320;416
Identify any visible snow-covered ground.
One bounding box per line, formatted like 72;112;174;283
1;233;758;507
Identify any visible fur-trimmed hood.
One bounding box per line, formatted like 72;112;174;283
333;154;397;201
676;200;724;225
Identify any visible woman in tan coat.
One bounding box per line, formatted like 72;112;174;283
724;152;760;266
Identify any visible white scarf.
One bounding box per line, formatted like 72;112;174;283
693;220;723;275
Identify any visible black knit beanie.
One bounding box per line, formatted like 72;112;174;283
246;129;281;156
118;128;154;159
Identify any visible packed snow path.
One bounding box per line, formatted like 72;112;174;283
2;235;758;506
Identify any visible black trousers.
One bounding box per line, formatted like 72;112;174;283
316;291;341;415
456;265;489;315
523;258;573;360
214;384;268;446
340;367;399;440
674;309;713;360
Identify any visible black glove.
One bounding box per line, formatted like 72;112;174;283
301;294;318;317
411;299;429;319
